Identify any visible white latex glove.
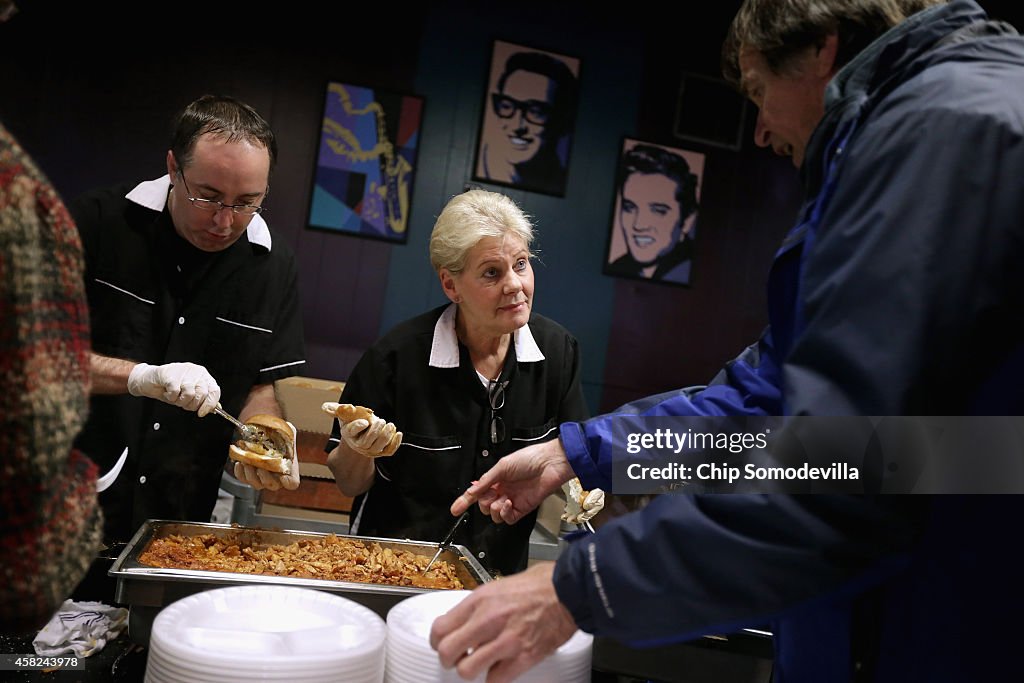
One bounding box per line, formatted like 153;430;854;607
561;477;606;525
342;415;399;458
127;362;221;417
233;420;300;492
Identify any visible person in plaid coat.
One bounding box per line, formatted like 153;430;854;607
0;120;103;629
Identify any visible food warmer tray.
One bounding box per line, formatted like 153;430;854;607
108;520;490;645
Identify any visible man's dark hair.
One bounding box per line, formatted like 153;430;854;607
721;0;948;90
170;94;277;172
497;52;579;135
618;144;699;220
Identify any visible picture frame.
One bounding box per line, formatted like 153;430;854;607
472;40;581;198
673;73;748;152
307;81;425;243
603;137;706;287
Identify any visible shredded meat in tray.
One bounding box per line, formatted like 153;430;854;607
138;533;463;590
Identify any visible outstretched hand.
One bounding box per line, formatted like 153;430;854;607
451;438;576;524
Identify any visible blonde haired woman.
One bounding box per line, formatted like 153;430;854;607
325;190;588;576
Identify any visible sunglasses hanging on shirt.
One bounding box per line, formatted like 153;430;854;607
487;379;509;444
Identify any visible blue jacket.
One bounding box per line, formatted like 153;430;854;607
554;2;1024;680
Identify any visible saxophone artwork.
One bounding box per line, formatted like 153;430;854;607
309;82;424;241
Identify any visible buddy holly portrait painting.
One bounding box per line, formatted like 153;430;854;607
473;40;581;197
308;82;424;243
604;138;705;286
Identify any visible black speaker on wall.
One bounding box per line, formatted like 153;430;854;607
673;73;749;151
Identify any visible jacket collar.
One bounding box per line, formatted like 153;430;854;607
125;174;273;251
802;0;987;193
428;303;545;368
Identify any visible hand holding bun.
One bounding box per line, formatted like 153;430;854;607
322;402;403;458
561;476;606;525
229;415;300;491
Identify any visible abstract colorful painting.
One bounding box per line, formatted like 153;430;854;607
308;82;424;242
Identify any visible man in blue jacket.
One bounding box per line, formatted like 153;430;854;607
430;1;1024;681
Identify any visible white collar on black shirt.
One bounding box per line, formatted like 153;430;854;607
125;174;273;251
429;303;545;369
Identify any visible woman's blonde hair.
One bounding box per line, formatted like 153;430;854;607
429;189;534;274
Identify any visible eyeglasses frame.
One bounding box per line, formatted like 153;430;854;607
176;167;267;216
490;93;553;127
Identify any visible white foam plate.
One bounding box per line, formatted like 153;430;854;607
384;590;592;683
386;589;472;641
151;586;386;672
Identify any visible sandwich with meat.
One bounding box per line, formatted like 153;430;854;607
227;414;295;474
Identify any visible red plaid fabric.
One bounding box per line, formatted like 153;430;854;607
0;122;102;630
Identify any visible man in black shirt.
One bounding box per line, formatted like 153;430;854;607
71;95;306;543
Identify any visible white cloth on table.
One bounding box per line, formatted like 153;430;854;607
33;599;128;657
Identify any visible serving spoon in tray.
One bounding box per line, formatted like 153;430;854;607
423;511;469;573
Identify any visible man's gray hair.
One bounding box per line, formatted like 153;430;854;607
722;0;948;89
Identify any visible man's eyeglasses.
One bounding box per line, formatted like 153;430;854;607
491;93;552;126
488;379;509;444
177;169;266;216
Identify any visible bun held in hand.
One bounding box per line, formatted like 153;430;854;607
321;402;403;457
228;414;295;474
321;402;374;424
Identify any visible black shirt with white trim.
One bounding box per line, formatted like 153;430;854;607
71;176;306;542
326;303;589;576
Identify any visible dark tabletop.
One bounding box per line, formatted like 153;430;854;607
0;557;772;683
0;557;148;682
0;628;148;682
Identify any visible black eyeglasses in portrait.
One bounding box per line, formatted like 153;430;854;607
177;168;266;216
488;379;509;444
473;40;581;197
491;94;552;127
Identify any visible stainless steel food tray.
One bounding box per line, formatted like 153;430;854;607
109;520;490;644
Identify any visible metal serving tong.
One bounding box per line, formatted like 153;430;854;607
213;404;274;450
423;511;469;573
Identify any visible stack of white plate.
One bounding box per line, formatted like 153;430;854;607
145;585;386;683
385;590;592;683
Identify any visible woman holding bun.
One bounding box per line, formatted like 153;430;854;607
325;189;588;576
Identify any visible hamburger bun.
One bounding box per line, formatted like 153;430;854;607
228;414;294;474
321;402;403;457
321;402;374;424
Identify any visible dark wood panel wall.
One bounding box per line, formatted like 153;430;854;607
0;3;430;390
13;2;1014;413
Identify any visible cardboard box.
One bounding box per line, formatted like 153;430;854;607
537;493;565;537
260;430;354;513
261;474;354;513
274;376;345;435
